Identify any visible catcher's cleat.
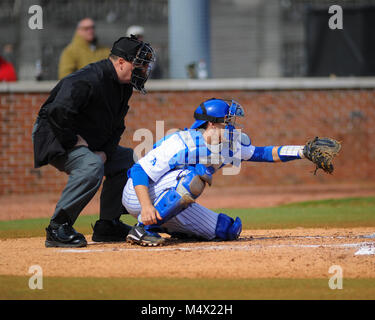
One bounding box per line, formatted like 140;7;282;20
126;224;165;247
45;222;87;248
92;218;132;242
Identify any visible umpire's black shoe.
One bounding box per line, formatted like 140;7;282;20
91;218;132;242
45;223;87;248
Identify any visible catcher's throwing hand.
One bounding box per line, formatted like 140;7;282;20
303;137;341;175
141;205;163;225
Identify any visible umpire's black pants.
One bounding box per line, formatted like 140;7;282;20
49;145;135;226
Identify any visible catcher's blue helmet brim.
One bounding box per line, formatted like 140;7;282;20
191;120;206;129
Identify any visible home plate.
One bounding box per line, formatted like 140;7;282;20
354;246;375;256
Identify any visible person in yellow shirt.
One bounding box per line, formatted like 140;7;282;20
58;18;110;79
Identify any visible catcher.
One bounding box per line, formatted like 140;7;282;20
122;98;341;246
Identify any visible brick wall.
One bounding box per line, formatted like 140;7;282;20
1;87;375;195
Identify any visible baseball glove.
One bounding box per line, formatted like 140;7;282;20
303;137;342;175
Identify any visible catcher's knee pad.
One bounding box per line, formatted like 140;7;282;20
152;168;209;225
215;213;242;240
176;166;209;200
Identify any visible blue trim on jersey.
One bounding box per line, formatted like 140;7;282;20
195;134;200;165
130;163;150;187
168;148;189;169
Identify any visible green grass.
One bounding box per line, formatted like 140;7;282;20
0;197;374;239
283;196;375;208
220;196;375;230
1;275;374;300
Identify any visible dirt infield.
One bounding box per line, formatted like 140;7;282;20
1;228;374;280
1;183;375;221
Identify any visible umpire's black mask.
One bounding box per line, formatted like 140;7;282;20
111;35;156;94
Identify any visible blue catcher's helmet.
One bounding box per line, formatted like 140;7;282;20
190;98;244;129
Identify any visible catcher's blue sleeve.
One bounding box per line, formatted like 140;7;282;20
129;163;150;187
249;146;274;162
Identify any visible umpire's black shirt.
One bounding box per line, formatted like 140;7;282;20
33;59;133;168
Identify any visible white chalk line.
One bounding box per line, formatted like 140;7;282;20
58;241;375;255
355;247;375;256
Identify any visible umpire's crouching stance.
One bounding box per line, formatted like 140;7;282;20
32;36;156;247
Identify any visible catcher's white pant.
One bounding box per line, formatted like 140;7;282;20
122;169;219;240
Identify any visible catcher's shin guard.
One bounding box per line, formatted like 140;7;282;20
150;188;187;225
215;213;242;240
139;168;209;226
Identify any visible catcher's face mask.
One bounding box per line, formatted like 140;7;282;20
130;43;156;94
223;100;245;151
224;100;244;127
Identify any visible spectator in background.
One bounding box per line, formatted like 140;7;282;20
58;18;109;79
2;44;16;65
0;55;17;82
126;25;162;79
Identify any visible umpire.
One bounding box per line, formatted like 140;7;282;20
32;36;156;248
